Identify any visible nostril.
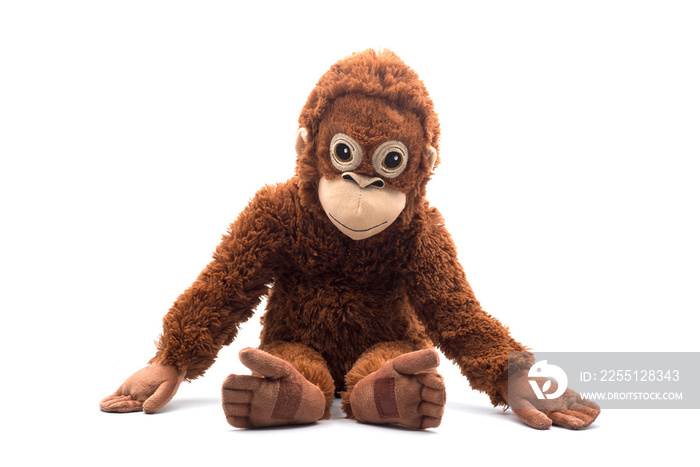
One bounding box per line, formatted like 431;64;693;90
342;172;384;189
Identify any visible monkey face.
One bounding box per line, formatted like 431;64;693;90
305;95;436;240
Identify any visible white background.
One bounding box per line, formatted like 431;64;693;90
1;1;698;465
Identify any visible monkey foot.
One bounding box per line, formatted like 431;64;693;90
221;348;326;428
349;348;446;429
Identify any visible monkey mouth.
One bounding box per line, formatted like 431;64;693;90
318;176;405;240
327;212;388;233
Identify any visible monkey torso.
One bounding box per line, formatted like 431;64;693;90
258;179;432;390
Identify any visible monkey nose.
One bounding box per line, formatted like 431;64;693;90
342;172;385;189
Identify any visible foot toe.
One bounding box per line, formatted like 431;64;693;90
420;416;442;429
421;386;445;405
223;402;251;418
222;389;253;404
226;415;253;429
419;401;445;419
417;372;444;390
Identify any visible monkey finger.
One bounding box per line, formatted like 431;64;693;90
99;394;144;413
143;380;178;414
569;402;601;420
511;399;552;430
392;349;439;375
100;392;127;404
548;411;589;430
557;409;595;427
239;348;292;379
575;397;601;412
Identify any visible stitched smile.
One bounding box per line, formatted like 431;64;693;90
328;212;388;233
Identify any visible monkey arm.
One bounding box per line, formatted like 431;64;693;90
150;183;289;381
406;214;533;406
101;183;292;413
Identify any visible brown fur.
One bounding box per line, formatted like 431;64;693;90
150;49;532;411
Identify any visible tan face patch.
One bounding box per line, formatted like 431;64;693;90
318;176;406;240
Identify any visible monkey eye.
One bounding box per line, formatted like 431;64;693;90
372;140;409;178
330;133;362;172
383;151;402;169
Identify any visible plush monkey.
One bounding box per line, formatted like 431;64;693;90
100;49;600;430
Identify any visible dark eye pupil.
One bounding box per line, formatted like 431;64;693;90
335;143;352;161
384;152;402;169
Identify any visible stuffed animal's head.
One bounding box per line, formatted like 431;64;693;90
295;49;440;240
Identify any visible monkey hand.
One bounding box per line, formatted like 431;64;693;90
502;371;600;430
100;363;186;414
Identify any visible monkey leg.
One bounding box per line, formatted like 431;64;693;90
341;342;446;429
222;342;334;428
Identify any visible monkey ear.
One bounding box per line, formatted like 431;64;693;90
295;127;309;156
425;145;437;172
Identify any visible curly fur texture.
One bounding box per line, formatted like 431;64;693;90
299;49;440;153
150;49;532;409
